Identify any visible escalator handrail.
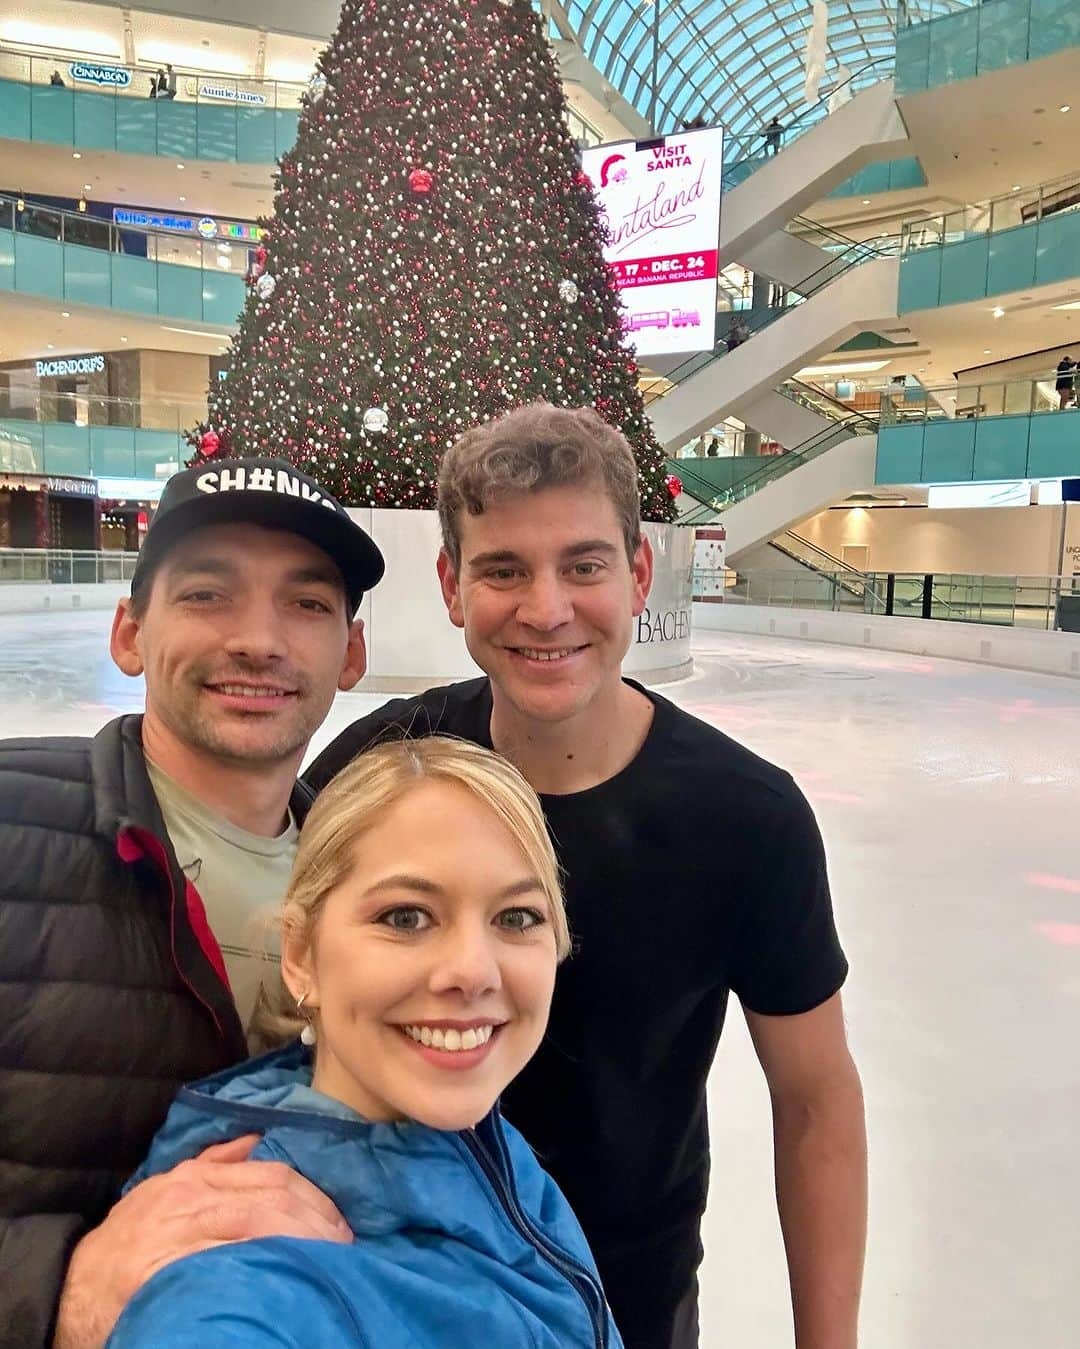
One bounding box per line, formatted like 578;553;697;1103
721;54;896;183
767;541;867;598
642;240;885;405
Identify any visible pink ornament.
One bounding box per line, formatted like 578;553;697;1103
200;430;220;456
408;168;434;195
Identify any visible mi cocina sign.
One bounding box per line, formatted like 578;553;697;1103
581;126;724;358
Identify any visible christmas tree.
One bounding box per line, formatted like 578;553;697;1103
191;0;675;523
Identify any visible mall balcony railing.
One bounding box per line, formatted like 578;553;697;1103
895;0;1080;97
0;549;140;584
0;43;307;110
1;388;206;434
0;194;257;275
880;371;1070;423
901;173;1080;251
697;568;1080;632
0;390;199;480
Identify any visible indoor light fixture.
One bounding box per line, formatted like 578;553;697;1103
120;335;129;342
61;311;70;318
1011;184;1021;191
1052;300;1080;311
992;307;1005;318
1061;105;1072;113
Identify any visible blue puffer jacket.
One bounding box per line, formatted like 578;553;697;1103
107;1043;621;1349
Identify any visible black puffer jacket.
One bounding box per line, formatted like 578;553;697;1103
0;715;312;1348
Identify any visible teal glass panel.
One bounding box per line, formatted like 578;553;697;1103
274;110;299;160
976;0;1032;73
90;425;136;478
237;108;276;163
1034;210;1080;288
927;11;980;85
157;263;204;321
1027;412;1080;478
30;85;74;144
973;416;1030;479
134;429;185;478
15;234;64;299
987;224;1038;296
63;243;112;307
888;158;927;191
111;253;158;314
0;419;44;473
922;420;976;482
875;425;925;484
200;271;245;326
73;90;117;151
156;101;198;159
938;237;989;306
0;228;14;291
41;424;92;477
196;104;237;161
1028;0;1080;59
898;248;942;312
115;99;159;156
895;22;931;95
0;79;31;141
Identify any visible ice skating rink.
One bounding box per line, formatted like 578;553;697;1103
2;609;1077;1348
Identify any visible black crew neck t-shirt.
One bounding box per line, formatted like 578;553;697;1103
306;678;848;1349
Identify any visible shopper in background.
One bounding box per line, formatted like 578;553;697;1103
763;115;785;155
307;403;867;1349
49;70;65;87
0;458;384;1349
1056;353;1076;409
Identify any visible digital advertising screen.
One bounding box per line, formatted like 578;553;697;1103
581;125;725;359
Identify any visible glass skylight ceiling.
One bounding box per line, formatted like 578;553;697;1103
546;0;973;150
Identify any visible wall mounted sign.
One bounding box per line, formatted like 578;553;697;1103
113;208;265;243
68;61;132;88
582;125;725;358
197;82;267;106
35;355;106;378
926;481;1030;509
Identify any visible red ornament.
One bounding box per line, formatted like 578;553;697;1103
408;168;434;195
255;245;268;267
665;474;683;499
200;430;221;456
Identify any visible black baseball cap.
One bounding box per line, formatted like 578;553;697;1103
131;457;385;613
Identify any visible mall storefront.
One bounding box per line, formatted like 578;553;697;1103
0;472;99;550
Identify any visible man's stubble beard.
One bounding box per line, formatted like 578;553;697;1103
165;677;319;768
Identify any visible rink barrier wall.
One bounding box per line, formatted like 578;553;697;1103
0;517;696;689
694;599;1080;679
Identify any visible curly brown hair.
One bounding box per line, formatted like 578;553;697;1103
437;403;642;571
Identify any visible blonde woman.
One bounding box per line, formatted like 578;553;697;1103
106;738;622;1349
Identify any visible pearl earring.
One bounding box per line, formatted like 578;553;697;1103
296;992;317;1046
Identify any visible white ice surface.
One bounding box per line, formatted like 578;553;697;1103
2;609;1078;1347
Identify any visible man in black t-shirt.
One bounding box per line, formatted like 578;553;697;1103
307;404;867;1349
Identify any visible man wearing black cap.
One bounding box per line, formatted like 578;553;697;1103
0;459;383;1349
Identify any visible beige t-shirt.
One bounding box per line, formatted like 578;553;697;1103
146;760;298;1035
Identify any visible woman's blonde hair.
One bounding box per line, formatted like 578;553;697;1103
253;736;569;1047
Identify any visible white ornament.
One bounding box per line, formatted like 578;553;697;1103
308;73;327;102
256;273;277;300
363;407;389;434
559;280;580;304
